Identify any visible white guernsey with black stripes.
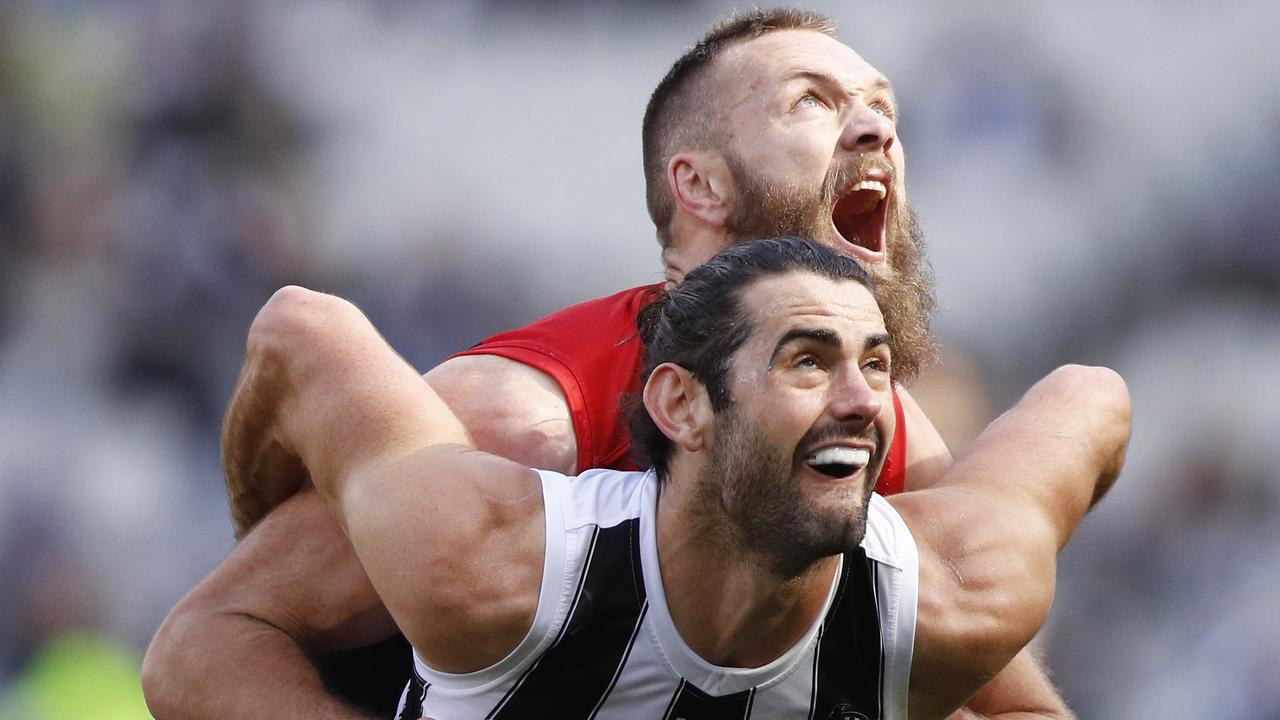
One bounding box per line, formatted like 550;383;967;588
394;468;919;720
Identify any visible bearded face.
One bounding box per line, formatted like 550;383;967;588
723;154;936;382
694;399;887;579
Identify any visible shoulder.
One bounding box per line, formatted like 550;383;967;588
551;467;651;531
425;355;578;472
860;493;918;572
441;284;664;471
383;450;549;673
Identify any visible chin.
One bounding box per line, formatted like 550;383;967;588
806;498;870;556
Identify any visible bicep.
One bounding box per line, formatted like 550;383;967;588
425;355;578;473
893;489;1058;718
338;445;548;673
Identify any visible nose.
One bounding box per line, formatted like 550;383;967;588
839;103;895;155
826;369;882;428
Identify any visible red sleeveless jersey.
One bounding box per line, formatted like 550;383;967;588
453;285;907;495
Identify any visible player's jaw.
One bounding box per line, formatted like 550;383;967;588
700;409;882;577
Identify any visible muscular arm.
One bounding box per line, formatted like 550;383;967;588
228;351;576;538
145;309;579;717
899;386;1074;720
942;649;1074;720
892;365;1130;719
232;287;546;671
143;487;394;720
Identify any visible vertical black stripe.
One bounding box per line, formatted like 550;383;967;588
491;519;647;718
663;678;755;719
810;549;883;720
487;526;603;717
588;602;649;718
395;665;429;720
807;624;824;720
872;564;886;713
661;679;687;720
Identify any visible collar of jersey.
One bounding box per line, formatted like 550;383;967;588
639;473;843;697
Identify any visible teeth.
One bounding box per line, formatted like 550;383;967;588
850;180;887;200
805;447;871;468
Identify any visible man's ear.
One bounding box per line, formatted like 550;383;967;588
642;363;713;453
668;151;733;228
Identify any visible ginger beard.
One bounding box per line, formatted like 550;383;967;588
694;402;887;579
724;155;936;382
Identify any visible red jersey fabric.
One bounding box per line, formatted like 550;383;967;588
452;284;908;495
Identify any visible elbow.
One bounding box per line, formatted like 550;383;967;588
246;285;332;361
140;650;174;720
139;647;164;718
141;605;195;719
1051;364;1132;506
243;286;366;391
1050;364;1130;420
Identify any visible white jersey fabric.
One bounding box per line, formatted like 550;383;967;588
395;468;919;720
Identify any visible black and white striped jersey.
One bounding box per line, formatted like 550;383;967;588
395;468;918;720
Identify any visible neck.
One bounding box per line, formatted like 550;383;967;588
654;476;839;668
662;222;732;288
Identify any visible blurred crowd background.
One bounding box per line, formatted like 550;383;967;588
0;1;1277;718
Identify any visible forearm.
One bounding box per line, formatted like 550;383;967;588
232;287;471;513
145;489;401;719
223;290;318;538
143;599;373;720
947;706;1074;720
945;647;1074;720
225;429;309;539
939;365;1130;546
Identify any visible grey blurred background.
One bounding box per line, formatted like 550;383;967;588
0;1;1277;718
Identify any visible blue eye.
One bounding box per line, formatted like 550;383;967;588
798;93;823;109
870;101;896;120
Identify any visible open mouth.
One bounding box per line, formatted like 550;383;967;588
803;446;871;479
831;178;890;260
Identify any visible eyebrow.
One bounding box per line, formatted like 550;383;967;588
864;332;892;354
770;327;842;365
769;328;892;366
783;70;897;102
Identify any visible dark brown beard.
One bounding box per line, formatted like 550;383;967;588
724;156;936;383
695;404;881;579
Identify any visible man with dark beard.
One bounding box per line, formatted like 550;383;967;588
144;9;1070;720
211;238;1130;719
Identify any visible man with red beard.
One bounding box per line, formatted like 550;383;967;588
144;9;1072;720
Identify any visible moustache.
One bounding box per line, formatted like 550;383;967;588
793;420;883;462
822;155;896;206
